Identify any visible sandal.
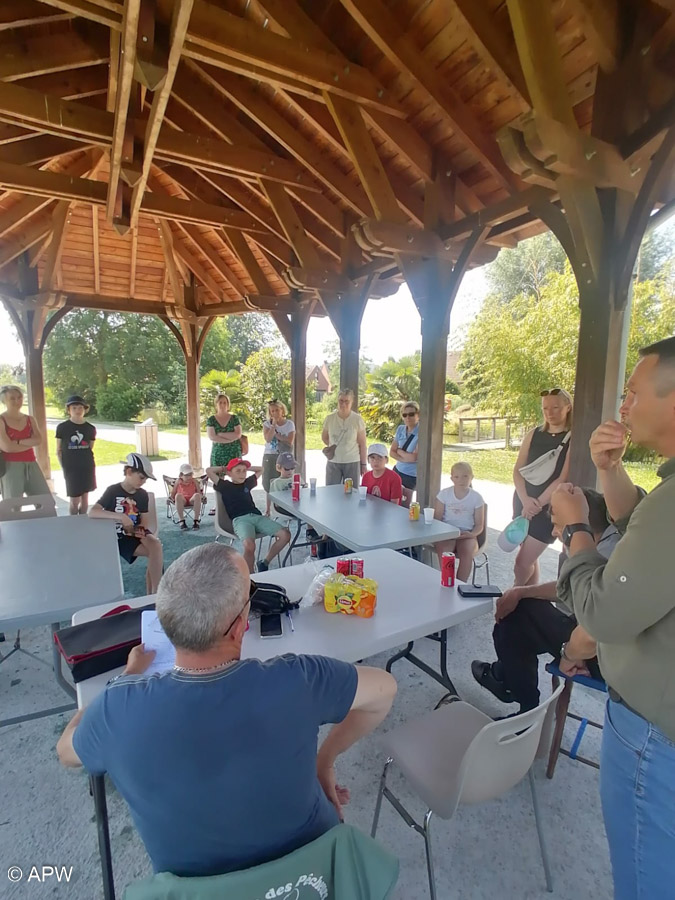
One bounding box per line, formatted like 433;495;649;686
471;660;517;704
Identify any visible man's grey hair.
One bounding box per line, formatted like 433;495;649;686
641;336;675;397
338;388;354;400
156;544;249;652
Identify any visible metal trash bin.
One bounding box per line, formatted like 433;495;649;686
135;419;159;457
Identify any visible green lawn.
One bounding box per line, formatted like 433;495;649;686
442;446;662;493
46;429;180;472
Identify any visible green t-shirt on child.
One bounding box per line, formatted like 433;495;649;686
270;476;293;492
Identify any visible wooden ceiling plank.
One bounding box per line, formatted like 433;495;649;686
338;0;517;192
0;195;52;240
40;202;71;292
92;207;100;293
0;31;109;82
107;0;142;223
128;0;195;227
129;224;138;294
17;68;109;101
566;0;620;73
224;228;274;295
259;180;322;270
0;1;73;30
0;215;54;270
170;227;223;302
165;0;402;116
324;93;404;224
157;218;184;301
32;0;123;29
179;223;247;298
451;0;531;107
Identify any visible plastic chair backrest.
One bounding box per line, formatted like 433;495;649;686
476;502;488;551
0;493;57;521
214;491;236;539
456;682;564;807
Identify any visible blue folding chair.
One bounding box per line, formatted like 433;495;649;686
545;662;607;778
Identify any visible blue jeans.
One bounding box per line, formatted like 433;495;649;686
600;699;675;899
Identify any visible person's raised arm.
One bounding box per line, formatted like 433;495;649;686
262;420;276;442
590;421;640;521
206;465;224;484
316;667;396;814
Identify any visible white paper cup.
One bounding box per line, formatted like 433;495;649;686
423;507;435;524
309;478;317;494
358;486;368;500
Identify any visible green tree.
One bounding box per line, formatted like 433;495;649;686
200;312;281;373
238;346;291;425
199;369;244;426
359;353;421;441
487;231;566;303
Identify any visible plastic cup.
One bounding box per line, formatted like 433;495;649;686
423;507;435;525
309;478;317;494
358;486;368;501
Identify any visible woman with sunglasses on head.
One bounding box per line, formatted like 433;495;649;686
261;399;295;515
389;401;419;508
512;388;573;586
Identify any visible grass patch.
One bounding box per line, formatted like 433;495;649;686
442;447;661;493
46;429;180;472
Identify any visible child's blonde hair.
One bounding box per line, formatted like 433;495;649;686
451;461;473;480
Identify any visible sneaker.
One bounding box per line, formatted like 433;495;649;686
179;521;188;531
193;520;200;530
257;559;269;573
471;660;517;704
208;508;216;516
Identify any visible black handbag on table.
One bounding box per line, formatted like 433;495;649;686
249;581;299;615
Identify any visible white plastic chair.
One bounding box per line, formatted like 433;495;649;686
213;492;237;545
0;493;56;521
371;684;564;899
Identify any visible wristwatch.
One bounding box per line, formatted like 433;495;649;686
561;523;594;547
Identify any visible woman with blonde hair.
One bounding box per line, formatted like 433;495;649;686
389;400;420;507
512;388;573;585
261;399;295;515
206;394;242;468
0;384;50;499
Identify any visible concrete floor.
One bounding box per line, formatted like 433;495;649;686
1;506;611;900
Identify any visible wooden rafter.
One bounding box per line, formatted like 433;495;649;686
566;0;621;73
128;0;194;227
338;0;517;192
34;0;122;29
0;1;73;30
224;229;274;295
170;228;223;303
178;223;247;298
157;219;183;301
39;202;70;292
260;180;321;269
0;30;108;82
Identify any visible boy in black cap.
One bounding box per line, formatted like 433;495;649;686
90;453;163;593
55;395;97;515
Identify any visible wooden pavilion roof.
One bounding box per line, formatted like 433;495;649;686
0;0;674;326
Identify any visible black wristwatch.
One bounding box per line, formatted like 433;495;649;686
561;523;594;547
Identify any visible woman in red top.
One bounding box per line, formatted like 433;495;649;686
0;384;50;499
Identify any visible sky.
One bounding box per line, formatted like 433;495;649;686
0;267;488;370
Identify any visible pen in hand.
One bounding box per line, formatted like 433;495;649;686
286;610;295;633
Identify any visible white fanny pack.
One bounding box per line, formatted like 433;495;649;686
518;431;570;486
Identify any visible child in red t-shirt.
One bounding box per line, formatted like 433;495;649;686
361;443;402;504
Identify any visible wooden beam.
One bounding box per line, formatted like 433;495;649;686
0;1;73;30
566;0;621;73
164;0;403;115
39;202;70;292
107;29;120;113
35;0;122;29
0;31;108;82
129;225;138;295
92;206;100;293
170;228;223;303
157;219;183;302
260;181;321;269
107;0;142;223
135;0;167;91
223;229;273;295
338;0;517;191
439;186;550;241
129;0;195;227
0;214;54;270
325;93;403;224
178;223;247;297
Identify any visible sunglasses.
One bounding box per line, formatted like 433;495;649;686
268;399;279;404
540;388;565;397
402;411;417;417
223;598;250;636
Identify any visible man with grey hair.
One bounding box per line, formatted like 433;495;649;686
57;543;397;878
551;336;675;898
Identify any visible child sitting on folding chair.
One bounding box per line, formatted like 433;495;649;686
171;464;204;531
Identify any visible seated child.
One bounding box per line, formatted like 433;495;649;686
89;453;164;594
433;461;485;582
269;451;298;493
361;443;402;504
171;463;204;531
206;458;291;574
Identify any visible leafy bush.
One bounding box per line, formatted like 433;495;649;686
96;380;144;421
623;443;659;464
199;370;245;427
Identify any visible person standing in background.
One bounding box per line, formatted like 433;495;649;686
321;389;367;487
261;400;295;515
389;401;419;508
56;395;96;515
0;384;50;499
206;394;242;468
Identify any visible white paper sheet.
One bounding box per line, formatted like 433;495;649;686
141;610;175;675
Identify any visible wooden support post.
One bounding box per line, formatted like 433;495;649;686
289;303;314;478
323;292;367;405
185;347;201;471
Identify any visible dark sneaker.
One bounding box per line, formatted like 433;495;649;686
193;520;200;530
471;660;517;704
179;521;188;531
257;560;269;573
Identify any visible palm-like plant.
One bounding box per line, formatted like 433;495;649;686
359;356;421;441
199;370;245;426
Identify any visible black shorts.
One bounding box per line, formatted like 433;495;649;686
118;535;142;564
393;466;416;491
513;492;555;544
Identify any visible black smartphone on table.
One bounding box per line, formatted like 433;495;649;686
260;613;283;639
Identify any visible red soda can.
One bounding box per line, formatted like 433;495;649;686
441;552;456;587
293;473;301;483
350;557;364;578
291;478;300;502
336;557;351;576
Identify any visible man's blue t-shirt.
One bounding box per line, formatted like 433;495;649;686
73;654;358;876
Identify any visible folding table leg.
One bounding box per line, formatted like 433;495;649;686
91;774;116;900
385;631;458;695
282;519;303;567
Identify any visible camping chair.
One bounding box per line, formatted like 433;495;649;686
545;662;607;778
0;493;56;521
471;503;490;583
371;683;564;899
163;474;208;525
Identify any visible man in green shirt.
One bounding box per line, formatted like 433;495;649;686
551;336;675;900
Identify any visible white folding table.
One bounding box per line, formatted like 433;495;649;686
0;516;124;727
268;485;459;562
72;548;492;900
